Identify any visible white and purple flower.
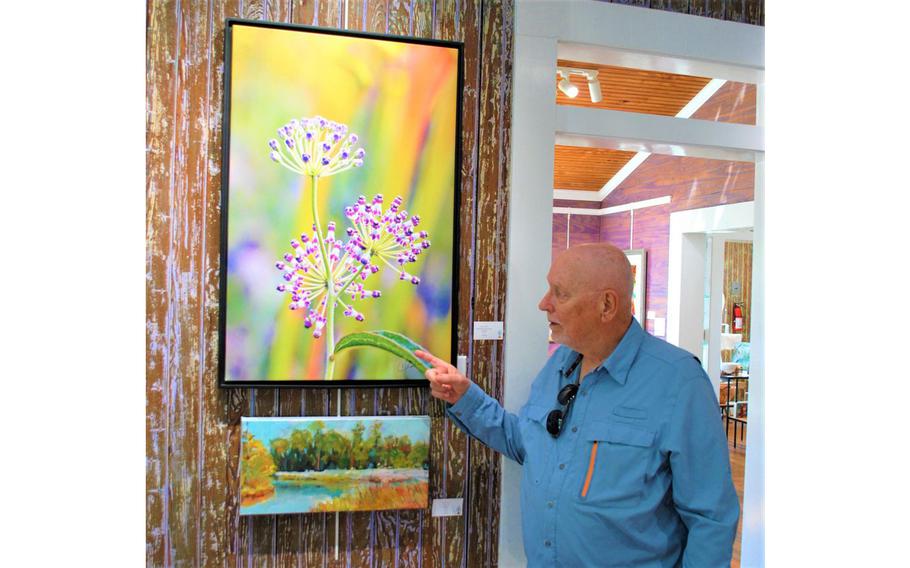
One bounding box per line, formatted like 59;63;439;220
268;116;365;177
275;194;430;337
343;194;431;285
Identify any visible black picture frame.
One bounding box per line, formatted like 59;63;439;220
218;18;463;388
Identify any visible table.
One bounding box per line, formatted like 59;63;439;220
720;372;749;448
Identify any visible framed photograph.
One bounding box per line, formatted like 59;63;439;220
624;249;647;325
240;416;430;515
218;19;463;387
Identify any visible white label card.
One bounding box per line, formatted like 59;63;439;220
431;498;464;517
473;321;504;340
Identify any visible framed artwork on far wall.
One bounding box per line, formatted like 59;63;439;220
218;19;463;387
624;249;647;325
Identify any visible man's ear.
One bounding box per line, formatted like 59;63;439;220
601;289;619;321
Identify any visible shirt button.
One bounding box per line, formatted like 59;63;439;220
571;426;578;433
544;540;552;547
547;501;554;509
559;463;565;470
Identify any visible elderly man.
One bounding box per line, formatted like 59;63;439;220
416;243;739;567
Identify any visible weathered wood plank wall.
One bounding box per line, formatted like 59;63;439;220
146;0;513;566
605;0;764;26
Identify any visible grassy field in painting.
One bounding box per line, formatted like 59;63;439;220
275;468;428;512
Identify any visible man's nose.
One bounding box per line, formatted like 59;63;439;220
538;291;551;312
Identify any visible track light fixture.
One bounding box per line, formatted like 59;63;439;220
557;76;579;98
556;67;602;103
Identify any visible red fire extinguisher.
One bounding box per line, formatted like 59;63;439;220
732;303;744;333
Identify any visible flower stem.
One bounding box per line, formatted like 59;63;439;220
311;174;336;380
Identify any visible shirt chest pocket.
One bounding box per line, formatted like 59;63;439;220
579;420;655;508
518;404;555;481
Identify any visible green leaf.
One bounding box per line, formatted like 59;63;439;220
332;330;432;375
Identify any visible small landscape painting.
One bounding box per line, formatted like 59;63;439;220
240;415;430;515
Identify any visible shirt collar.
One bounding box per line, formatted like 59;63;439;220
578;318;644;386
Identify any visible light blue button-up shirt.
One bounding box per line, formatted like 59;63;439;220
448;320;739;567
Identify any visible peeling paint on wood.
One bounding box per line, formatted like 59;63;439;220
148;1;513;567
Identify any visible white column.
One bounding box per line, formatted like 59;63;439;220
500;17;557;568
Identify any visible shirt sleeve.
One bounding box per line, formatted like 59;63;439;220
445;382;527;465
666;373;740;568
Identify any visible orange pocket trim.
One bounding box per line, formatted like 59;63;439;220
581;441;599;498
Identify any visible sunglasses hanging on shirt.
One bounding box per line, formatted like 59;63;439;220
546;354;583;438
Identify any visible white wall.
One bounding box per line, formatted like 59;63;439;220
499;10;558;568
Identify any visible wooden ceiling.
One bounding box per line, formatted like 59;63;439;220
555;59;712;115
554;145;637;191
553;61;714;193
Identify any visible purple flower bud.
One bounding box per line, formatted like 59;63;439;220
276;262;285;270
292;294;301;302
269;139;279;150
277;284;286;292
355;313;364;322
355;148;365;159
400;271;408;280
322;142;331;152
283;273;293;282
411;276;420;285
285;138;295;149
344;306;353;317
341;151;349;159
304;317;312;328
422;240;431;249
301;153;310;163
305;131;313;140
419;231;429;239
284;253;293;262
290;303;299;310
353;159;363;167
349;134;358;143
321;157;330;166
346;227;356;236
300;234;309;243
270;151;279;162
370;264;379;274
372;290;381;298
411;215;420;225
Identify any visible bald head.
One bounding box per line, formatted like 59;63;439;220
554;243;634;303
539;243;635;357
